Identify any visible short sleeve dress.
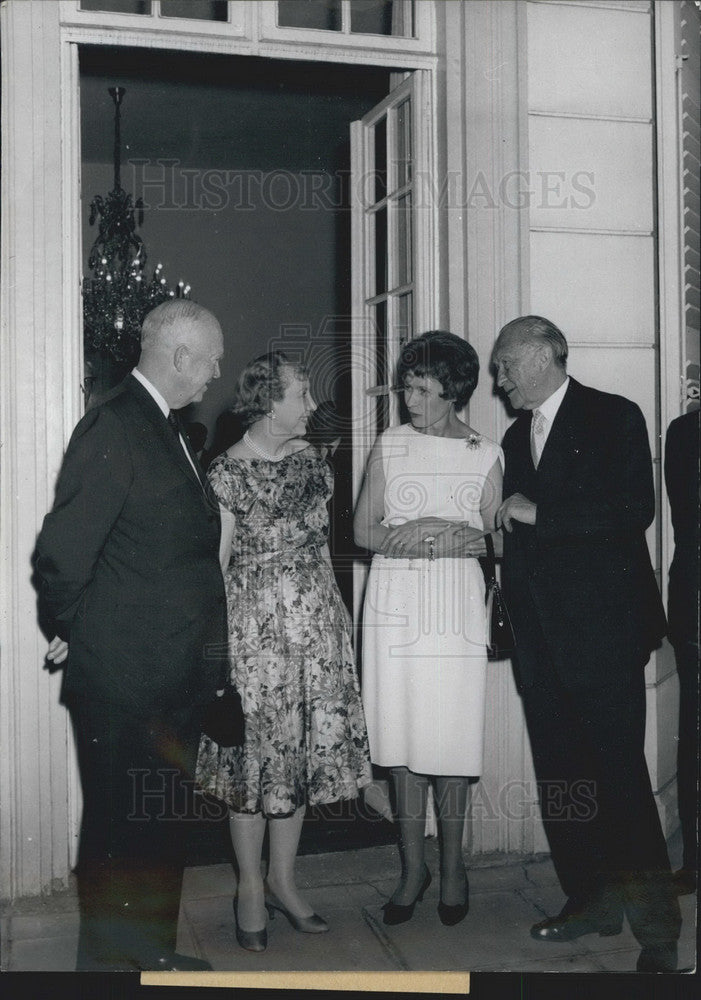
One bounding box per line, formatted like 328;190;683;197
361;424;504;777
196;446;372;816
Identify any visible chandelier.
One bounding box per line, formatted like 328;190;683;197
82;86;190;366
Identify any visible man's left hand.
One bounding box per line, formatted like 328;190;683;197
496;493;537;532
46;636;69;665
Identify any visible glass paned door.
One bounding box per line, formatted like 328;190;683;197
350;70;437;618
350;72;434;456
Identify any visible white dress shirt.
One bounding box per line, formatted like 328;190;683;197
531;376;570;465
132;367;170;418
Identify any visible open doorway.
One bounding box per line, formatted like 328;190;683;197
79;45;396;856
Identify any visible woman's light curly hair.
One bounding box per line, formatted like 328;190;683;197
232;350;308;429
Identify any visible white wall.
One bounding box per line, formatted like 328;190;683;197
440;0;684;853
524;0;678;826
526;0;657;433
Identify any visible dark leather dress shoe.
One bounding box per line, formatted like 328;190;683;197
672;867;697;895
150;952;213;971
636;943;678;973
79;948;213;972
531;899;623;943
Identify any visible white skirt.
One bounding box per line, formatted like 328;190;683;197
361;553;488;776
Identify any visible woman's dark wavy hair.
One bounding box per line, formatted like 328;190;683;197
396;331;479;410
232;350;307;429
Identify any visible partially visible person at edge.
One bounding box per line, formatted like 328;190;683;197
354;331;503;929
664;407;700;896
35;300;227;971
492;314;682;973
195;350;372;953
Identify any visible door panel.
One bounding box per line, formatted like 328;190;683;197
350;70;438;624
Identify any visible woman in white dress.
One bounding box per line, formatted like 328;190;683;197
354;331;503;927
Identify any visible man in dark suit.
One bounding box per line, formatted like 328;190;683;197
36;300;227;971
664;409;700;895
493;315;681;973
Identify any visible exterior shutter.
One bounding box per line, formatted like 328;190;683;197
680;1;701;409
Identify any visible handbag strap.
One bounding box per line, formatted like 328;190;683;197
483;531;496;585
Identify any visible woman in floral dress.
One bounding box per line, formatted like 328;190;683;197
196;351;371;953
354;331;503;928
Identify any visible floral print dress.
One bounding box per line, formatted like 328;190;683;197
196;446;372;815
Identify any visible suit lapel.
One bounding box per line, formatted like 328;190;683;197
126;376;206;493
535;379;586;488
504;413;536;496
173;412;207;488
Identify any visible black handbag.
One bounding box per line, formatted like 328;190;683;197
482;532;515;660
201;684;245;748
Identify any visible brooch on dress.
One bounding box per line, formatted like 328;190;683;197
466;433;482;449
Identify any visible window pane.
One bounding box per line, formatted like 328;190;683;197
278;0;342;31
396;291;413;345
396;193;412;287
350;0;414;37
396;98;412;188
161;0;229;20
80;0;152;12
374;206;388;297
374;300;389;432
374;117;387;203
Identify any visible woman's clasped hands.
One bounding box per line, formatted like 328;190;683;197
381;517;490;560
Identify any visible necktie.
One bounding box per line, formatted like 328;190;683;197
168;410;204;486
167;410;180;436
530;409;546;469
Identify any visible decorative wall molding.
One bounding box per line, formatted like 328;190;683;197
528;110;652;124
528;0;650;12
566;342;657;350
530;226;654;236
1;0;80;901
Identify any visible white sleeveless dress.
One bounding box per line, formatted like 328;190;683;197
361;423;503;776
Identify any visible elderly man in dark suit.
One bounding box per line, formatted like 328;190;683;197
36;300;227;971
664;409;700;895
492;315;681;973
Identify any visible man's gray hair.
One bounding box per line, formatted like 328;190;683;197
499;315;568;369
141;300;215;346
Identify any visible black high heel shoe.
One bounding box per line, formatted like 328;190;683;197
233;896;268;952
264;883;329;933
382;867;432;925
438;872;469;926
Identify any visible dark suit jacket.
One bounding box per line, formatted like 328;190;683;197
501;377;666;689
664;409;701;648
35;375;227;714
